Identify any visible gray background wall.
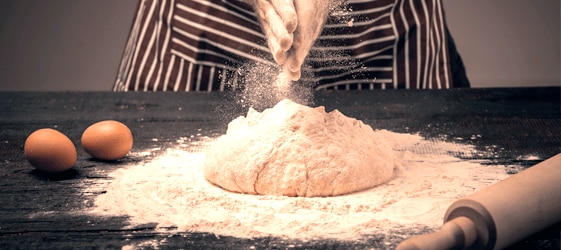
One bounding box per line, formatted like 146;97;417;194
0;0;559;91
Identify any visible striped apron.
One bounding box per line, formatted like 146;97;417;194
113;0;469;92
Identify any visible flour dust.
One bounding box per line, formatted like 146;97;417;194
226;3;363;111
83;130;510;242
231;62;314;112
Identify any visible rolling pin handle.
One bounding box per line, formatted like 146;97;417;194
396;216;477;250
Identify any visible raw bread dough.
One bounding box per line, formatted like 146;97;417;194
203;99;396;197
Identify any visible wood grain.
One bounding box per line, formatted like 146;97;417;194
0;88;559;249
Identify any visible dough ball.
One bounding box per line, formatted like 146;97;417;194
203;99;397;197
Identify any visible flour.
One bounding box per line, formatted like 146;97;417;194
204;99;396;197
234;63;313;111
84;128;510;242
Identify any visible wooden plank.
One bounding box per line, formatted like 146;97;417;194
0;88;560;249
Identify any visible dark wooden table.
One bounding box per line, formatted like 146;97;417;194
1;88;560;249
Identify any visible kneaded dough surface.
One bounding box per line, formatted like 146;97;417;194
203;99;396;197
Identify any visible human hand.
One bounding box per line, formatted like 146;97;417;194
283;0;334;80
248;0;340;81
249;0;298;65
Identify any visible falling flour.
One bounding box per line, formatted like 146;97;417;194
84;122;510;242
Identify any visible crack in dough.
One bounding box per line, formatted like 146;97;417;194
203;99;398;197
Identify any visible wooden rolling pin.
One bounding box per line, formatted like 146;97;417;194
397;153;561;250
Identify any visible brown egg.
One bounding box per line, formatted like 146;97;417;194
24;128;77;172
81;120;133;160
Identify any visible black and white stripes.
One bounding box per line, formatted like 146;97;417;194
113;0;468;92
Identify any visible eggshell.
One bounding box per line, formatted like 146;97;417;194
24;128;77;172
81;120;133;160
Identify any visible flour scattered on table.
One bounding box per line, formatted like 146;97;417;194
83;105;510;241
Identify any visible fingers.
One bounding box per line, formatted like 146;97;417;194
283;61;301;81
255;0;294;64
283;27;310;80
264;24;287;64
270;0;297;33
281;0;332;81
257;13;285;63
286;40;304;72
257;0;293;50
